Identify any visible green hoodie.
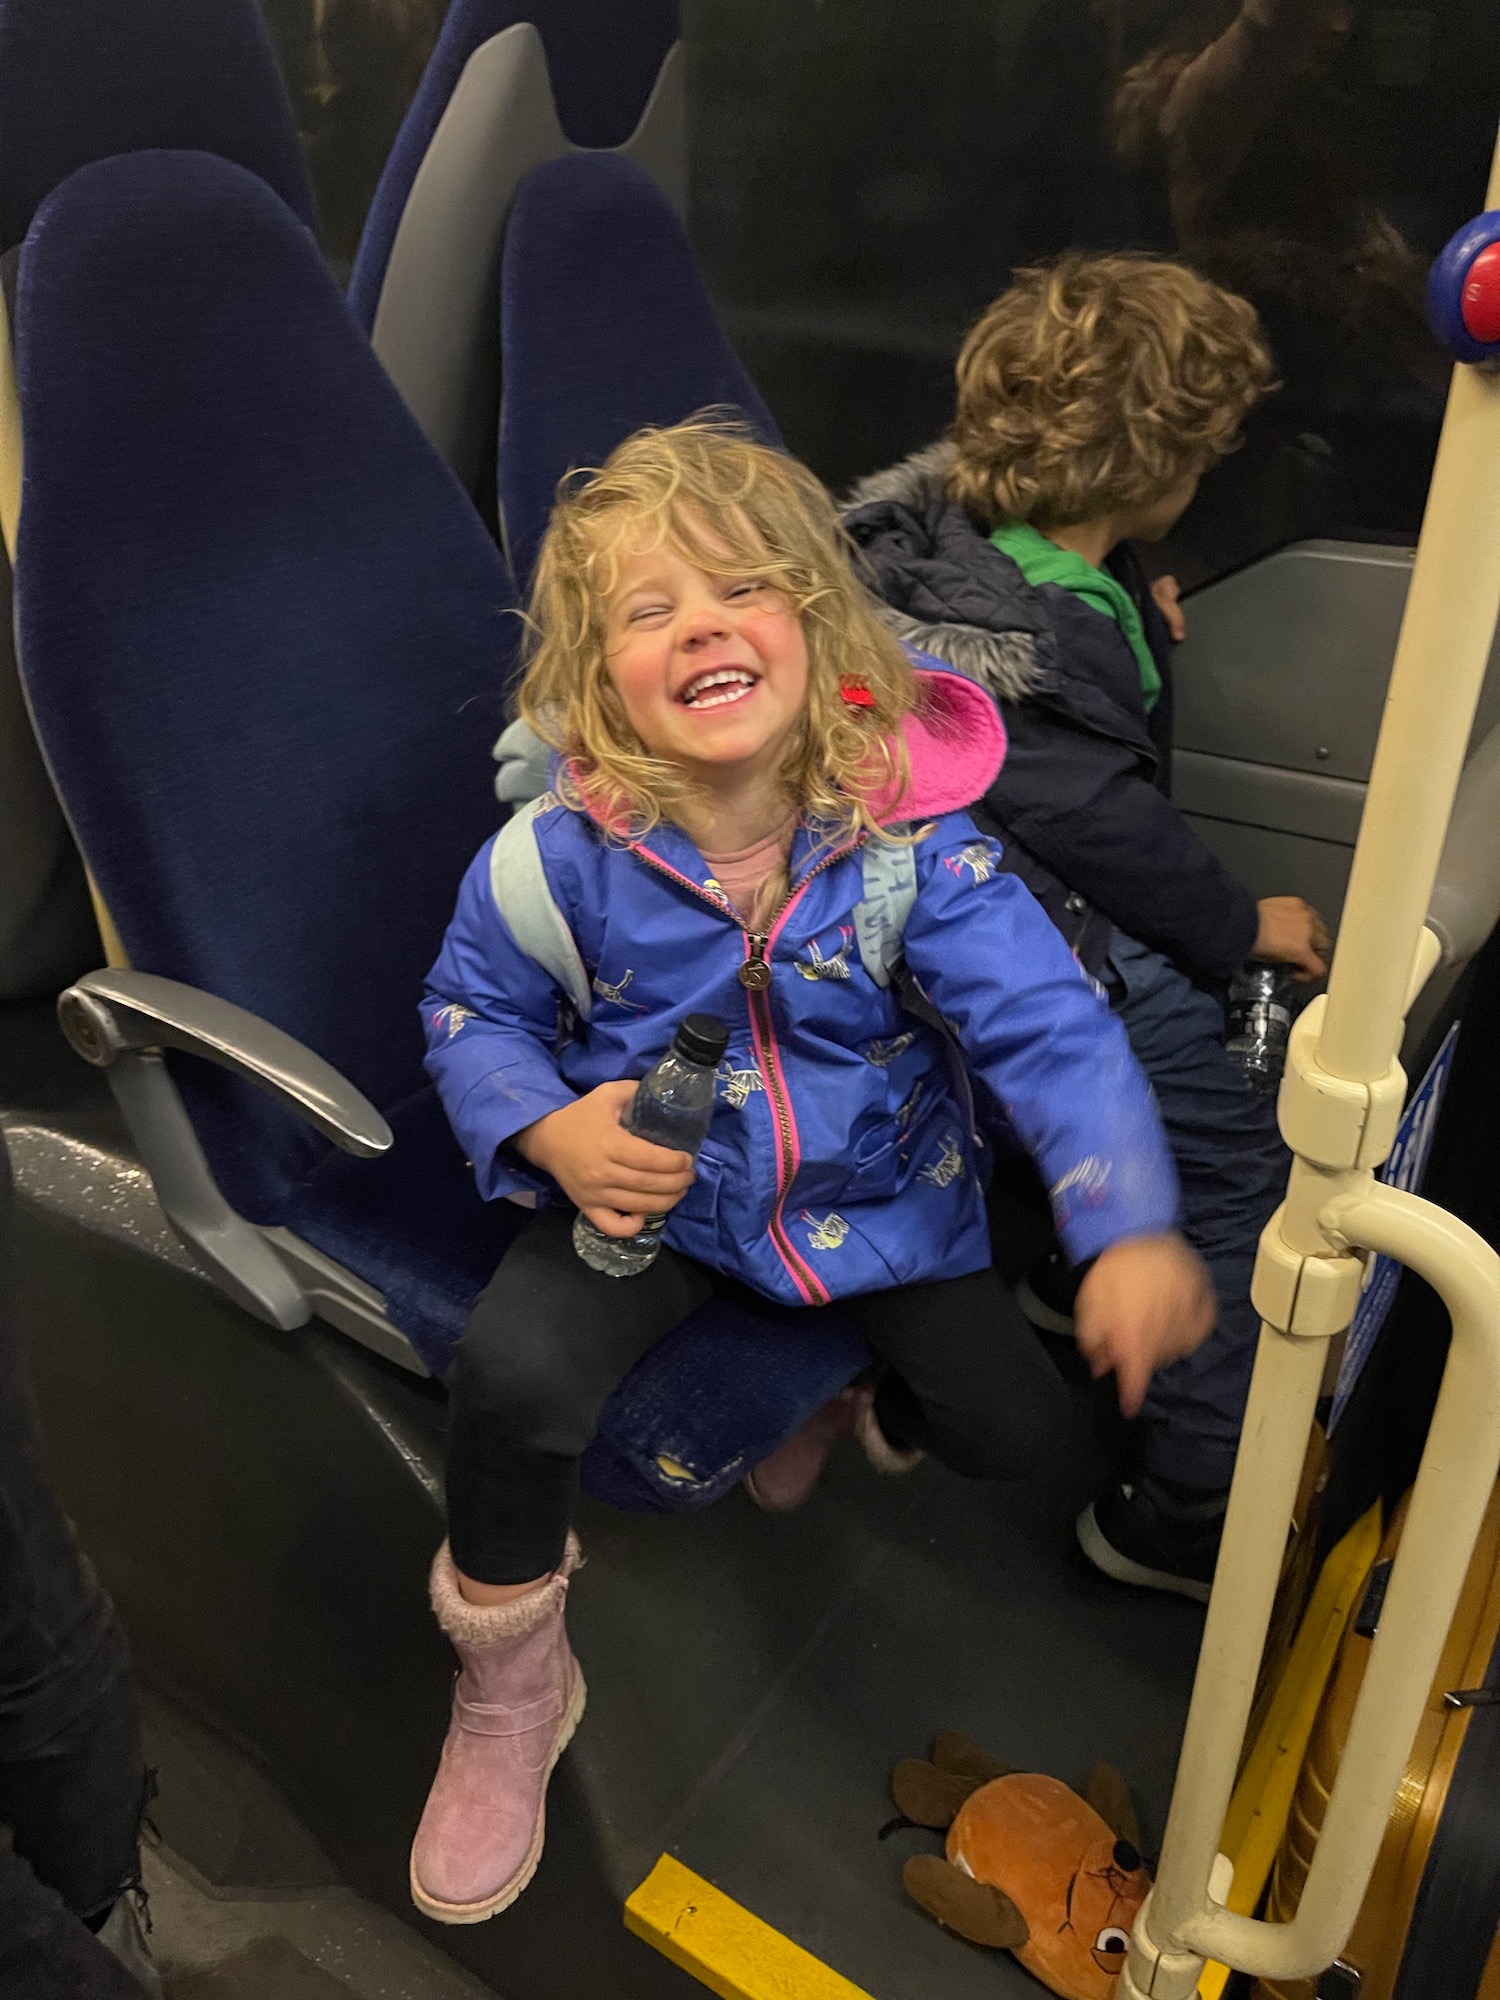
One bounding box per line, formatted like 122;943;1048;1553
990;520;1162;713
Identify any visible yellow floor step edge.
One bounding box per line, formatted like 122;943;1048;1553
1197;1500;1384;1999
626;1854;876;2000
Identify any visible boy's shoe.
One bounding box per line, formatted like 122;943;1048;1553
1077;1474;1228;1603
410;1536;585;1924
744;1385;870;1511
1016;1249;1080;1336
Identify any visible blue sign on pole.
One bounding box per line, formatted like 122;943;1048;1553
1328;1022;1461;1432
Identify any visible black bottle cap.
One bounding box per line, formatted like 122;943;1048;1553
673;1012;729;1067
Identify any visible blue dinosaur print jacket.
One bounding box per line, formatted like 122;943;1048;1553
422;663;1180;1307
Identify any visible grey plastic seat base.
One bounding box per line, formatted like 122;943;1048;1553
370;22;686;503
53;968;426;1375
261;1226;428;1376
0;1096;426;1381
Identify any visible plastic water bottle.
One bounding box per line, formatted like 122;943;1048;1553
1226;962;1298;1098
572;1012;730;1277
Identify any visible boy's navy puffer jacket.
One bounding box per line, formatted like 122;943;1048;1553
423;664;1179;1309
843;444;1259;986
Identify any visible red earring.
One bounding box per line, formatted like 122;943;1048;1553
839;673;875;708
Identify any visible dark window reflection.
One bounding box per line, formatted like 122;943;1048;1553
260;0;1500;579
689;0;1498;579
258;0;447;272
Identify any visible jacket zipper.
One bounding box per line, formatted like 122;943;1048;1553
630;839;852;1304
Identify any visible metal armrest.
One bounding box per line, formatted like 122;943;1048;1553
56;970;392;1332
58;969;391;1156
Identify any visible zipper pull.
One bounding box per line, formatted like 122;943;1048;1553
740;936;772;989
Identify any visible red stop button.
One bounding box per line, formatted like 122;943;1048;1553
1461;241;1500;344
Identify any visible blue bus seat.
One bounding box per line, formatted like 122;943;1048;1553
347;0;683;508
0;0;314;249
498;151;782;585
17;149;869;1514
0;0;315;1000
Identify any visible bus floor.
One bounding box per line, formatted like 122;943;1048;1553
1;997;1205;2000
137;1691;492;1999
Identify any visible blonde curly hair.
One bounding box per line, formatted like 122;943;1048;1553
948;253;1278;529
519;417;918;843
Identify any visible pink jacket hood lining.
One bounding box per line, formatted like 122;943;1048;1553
564;664;1006;837
874;666;1006;822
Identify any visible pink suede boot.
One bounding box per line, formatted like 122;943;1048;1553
743;1384;870;1511
410;1535;585;1924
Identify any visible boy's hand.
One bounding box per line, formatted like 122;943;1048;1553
1254;896;1330;982
1074;1232;1216;1417
1150;574;1187;642
513;1083;696;1238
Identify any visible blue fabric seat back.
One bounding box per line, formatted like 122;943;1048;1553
0;0;315;249
15;149;873;1517
349;0;679;331
15;152;517;1220
498;152;782;585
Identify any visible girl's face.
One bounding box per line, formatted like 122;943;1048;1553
602;533;809;786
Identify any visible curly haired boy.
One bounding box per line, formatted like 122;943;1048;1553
846;253;1328;1599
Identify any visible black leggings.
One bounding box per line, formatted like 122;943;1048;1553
446;1209;1071;1584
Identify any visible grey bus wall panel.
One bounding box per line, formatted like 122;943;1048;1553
369;24;686;496
1172;539;1500;935
1181;812;1360;930
1427;721;1500;968
1172;752;1367;845
1174;540;1500;783
1175;751;1365;921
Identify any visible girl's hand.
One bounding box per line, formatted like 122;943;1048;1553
1073;1232;1216;1417
513;1082;697;1238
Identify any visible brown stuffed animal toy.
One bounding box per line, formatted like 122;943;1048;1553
891;1733;1151;2000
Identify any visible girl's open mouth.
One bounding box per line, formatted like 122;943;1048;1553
678;667;760;709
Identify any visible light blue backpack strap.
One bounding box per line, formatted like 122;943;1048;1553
492;717;553;806
856;831;978;1139
488;796;593;1021
853;831;919;988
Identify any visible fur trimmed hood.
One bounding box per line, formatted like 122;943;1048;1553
844;438;959;512
841;443;1051;704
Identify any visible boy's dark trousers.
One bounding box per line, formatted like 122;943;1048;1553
0;1138;151;2000
1106;932;1291;1491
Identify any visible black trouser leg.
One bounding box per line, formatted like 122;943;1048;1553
0;1841;148;2000
846;1264;1071;1481
446;1208;717;1584
0;1143;146;1926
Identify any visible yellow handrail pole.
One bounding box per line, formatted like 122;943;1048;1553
1121;126;1500;2000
